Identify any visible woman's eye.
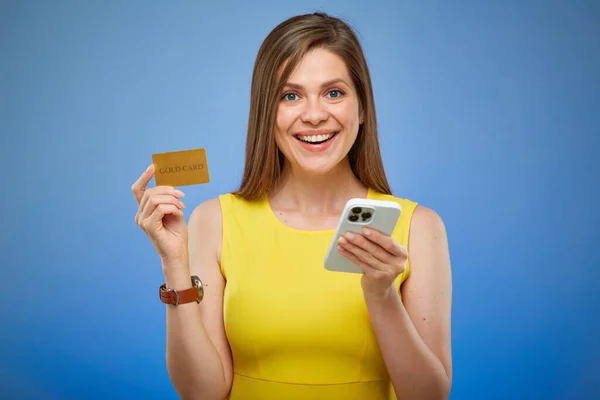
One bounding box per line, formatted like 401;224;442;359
328;90;344;98
283;93;297;101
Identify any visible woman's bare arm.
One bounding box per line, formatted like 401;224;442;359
163;198;233;400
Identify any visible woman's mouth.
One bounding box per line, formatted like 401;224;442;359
293;131;339;152
294;131;338;145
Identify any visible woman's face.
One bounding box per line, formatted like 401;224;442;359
274;47;362;176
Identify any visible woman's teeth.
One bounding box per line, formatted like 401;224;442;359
297;132;336;143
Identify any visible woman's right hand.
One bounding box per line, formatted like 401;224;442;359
132;164;188;264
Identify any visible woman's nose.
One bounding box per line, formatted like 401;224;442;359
300;98;328;125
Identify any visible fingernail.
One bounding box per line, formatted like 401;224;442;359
345;232;355;240
175;190;185;197
363;227;371;236
146;164;154;172
338;236;346;244
180;201;186;208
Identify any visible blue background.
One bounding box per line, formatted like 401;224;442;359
1;0;599;399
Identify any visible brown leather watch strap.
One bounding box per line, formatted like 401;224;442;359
159;275;204;306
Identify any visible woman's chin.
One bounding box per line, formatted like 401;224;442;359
292;158;346;176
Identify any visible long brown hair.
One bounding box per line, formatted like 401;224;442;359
233;12;392;200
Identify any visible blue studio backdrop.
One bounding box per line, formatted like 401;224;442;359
1;1;599;399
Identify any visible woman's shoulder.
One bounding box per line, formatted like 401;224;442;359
187;196;223;233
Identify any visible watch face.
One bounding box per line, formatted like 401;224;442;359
191;275;204;301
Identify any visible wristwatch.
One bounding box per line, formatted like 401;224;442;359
159;275;204;305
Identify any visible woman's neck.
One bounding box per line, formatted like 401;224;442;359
268;158;368;214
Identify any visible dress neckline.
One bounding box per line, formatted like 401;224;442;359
261;187;373;236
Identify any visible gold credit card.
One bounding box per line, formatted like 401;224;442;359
151;148;210;187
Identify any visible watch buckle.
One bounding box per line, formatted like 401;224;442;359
166;288;179;306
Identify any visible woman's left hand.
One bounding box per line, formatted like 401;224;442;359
337;227;408;299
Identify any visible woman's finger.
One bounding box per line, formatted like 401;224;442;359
131;164;155;205
341;232;395;264
338;235;387;271
143;203;183;230
362;228;407;258
138;186;185;219
337;244;377;274
138;194;185;224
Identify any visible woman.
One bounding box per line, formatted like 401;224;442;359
132;12;452;400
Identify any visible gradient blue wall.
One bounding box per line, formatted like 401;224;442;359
1;1;598;399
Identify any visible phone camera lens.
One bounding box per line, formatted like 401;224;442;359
352;207;362;214
348;214;359;222
362;212;372;219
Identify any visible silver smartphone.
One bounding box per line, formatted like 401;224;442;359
324;198;402;274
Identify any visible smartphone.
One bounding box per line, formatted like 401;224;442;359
324;198;401;274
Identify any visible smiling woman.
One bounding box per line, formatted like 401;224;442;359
233;13;392;202
132;11;452;400
274;50;362;174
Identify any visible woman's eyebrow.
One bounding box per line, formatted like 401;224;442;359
283;78;350;90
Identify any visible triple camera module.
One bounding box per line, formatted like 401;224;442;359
348;206;373;223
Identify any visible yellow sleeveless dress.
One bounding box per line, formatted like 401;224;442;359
218;188;418;400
